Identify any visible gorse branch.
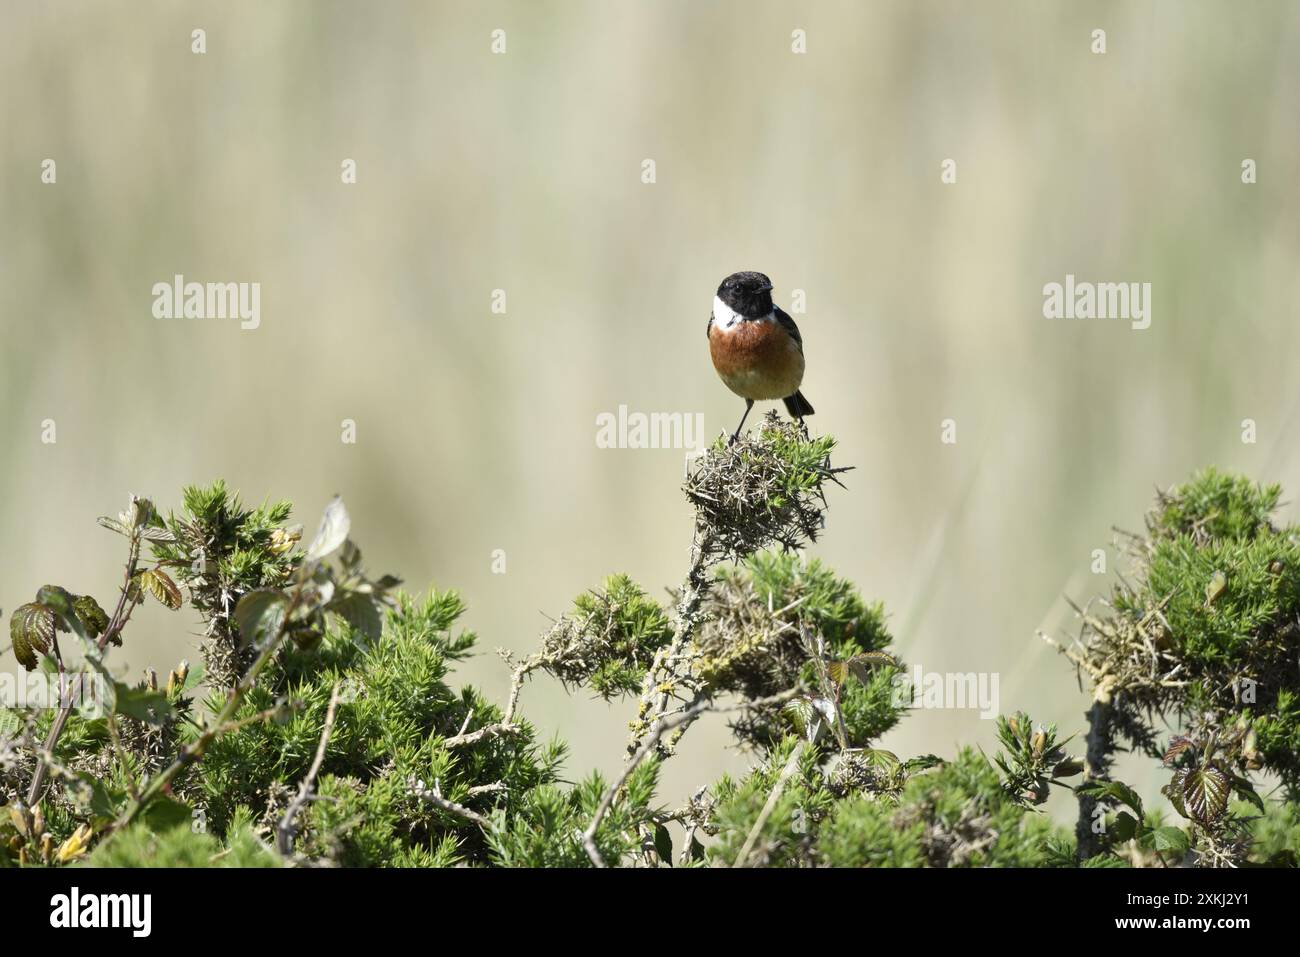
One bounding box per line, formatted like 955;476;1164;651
4;454;1299;868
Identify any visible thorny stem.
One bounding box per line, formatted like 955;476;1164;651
399;653;545;833
277;682;342;857
411;781;492;829
1076;699;1115;860
105;714;140;801
26;533;143;807
585;687;801;868
440;653;542;750
734;739;808;867
1038;615;1121;859
626;526;717;759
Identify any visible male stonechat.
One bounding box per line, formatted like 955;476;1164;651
708;271;814;442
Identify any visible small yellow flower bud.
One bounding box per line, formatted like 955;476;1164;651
270;524;304;555
1031;727;1047;758
8;804;33;840
167;660;191;696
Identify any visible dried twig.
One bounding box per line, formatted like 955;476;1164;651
411;780;492;829
626;529;716;758
442;653;542;749
734;739;808;867
584;688;801;868
277;682;342;857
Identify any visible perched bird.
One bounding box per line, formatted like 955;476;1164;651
707;271;814;442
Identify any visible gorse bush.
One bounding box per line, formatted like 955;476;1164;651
149;481;299;687
1058;467;1300;865
2;419;1298;867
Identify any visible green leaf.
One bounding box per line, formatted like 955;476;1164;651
1078;779;1144;817
653;823;673;866
305;496;350;563
826;651;897;685
1161;780;1188;819
36;585;88;643
1228;774;1265;815
856;748;902;771
10;603;55;671
65;771;120;824
903;754;945;773
1152;826;1191;854
234;589;288;648
1111;810;1139;842
781;695;833;743
73;595;110;640
114;684;174;724
330;593;382;644
142;796;193;833
1052;757;1085;778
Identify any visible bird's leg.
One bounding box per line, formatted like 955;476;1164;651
729;399;755;445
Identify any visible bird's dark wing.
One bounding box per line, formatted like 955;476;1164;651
773;306;803;352
706;310;714;338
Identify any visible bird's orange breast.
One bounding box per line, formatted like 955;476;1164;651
709;318;805;400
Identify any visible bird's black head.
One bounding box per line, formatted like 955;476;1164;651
716;271;774;318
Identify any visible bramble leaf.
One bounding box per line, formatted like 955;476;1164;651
10;603;55;670
306;496;350;563
114;683;174;724
234;588;288;648
137;568;183;610
1078;779;1144;817
1111;810;1139;841
142;796;193;833
331;593;382;644
826;651;897;686
96;516;130;537
1152;826;1191;854
36;585;88;643
1229;774;1265;815
1179;766;1230;825
1162;736;1194;765
73;595;110;639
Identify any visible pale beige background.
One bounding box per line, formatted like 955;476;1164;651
3;1;1300;821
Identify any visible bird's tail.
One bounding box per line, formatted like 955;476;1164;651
783;390;815;418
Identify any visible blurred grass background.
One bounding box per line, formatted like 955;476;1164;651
3;0;1300;821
